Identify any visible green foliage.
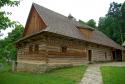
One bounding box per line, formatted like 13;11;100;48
98;17;121;43
101;66;125;84
0;64;87;84
121;2;125;19
107;2;122;18
7;24;24;42
0;0;23;60
79;19;96;28
86;19;96;28
0;0;19;7
98;2;125;44
0;24;24;61
0;0;20;30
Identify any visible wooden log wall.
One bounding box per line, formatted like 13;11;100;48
88;43;112;62
46;35;88;64
17;45;46;61
17;35;47;63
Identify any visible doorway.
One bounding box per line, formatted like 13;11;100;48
112;50;122;61
88;50;92;61
112;51;116;60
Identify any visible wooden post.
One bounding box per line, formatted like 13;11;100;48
12;61;17;72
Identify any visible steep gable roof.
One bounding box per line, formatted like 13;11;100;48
23;5;47;36
18;3;123;50
33;3;86;40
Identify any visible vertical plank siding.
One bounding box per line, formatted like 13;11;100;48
79;28;93;39
23;6;46;36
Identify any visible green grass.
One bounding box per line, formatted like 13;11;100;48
101;66;125;84
0;63;87;84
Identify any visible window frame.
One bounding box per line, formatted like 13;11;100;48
61;46;67;53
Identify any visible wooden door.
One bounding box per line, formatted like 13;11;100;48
88;50;92;61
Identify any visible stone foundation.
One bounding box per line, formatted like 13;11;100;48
16;62;48;73
16;62;74;73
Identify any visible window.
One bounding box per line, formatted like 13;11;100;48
61;46;67;53
29;44;39;54
29;45;33;53
34;44;39;54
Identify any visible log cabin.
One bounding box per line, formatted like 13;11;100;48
16;3;124;73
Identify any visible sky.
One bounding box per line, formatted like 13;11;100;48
0;0;124;39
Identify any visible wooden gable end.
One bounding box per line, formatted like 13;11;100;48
79;27;93;39
23;6;47;36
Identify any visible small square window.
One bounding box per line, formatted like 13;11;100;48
61;46;67;53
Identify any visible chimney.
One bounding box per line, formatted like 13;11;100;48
68;14;76;20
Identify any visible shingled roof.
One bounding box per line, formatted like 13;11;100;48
19;3;123;50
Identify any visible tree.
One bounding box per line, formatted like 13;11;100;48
79;19;97;28
0;0;22;62
121;2;125;20
98;2;125;44
107;2;122;18
121;2;125;40
7;24;24;42
86;19;96;28
0;0;19;30
0;24;24;61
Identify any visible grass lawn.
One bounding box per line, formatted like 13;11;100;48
0;62;87;84
101;66;125;84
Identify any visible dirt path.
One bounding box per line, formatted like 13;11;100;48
79;62;125;84
79;64;102;84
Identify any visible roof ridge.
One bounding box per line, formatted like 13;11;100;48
33;3;68;19
33;3;95;30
